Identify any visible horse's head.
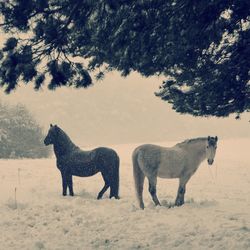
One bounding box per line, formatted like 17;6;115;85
44;124;59;146
206;136;218;165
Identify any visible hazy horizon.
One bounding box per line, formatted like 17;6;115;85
0;71;249;146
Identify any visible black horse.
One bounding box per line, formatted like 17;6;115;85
44;124;120;199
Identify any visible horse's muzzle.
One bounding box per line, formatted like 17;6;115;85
44;138;49;146
207;159;214;165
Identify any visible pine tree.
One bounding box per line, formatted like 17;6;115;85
0;0;249;117
0;101;50;158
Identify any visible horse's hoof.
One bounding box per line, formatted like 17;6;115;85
70;193;74;196
97;193;103;199
139;203;145;210
175;201;184;207
63;193;67;196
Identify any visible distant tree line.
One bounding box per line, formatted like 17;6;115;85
0;101;50;158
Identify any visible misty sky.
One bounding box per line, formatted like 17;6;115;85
0;71;249;146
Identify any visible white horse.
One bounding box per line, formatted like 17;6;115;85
132;136;218;209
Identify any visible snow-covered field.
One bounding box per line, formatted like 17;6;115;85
0;139;249;250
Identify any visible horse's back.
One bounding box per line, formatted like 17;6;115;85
133;144;187;178
133;144;164;154
94;147;119;161
133;144;163;173
69;146;118;160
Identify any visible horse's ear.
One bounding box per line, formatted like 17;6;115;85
215;136;218;142
208;136;211;140
50;124;53;128
54;124;60;130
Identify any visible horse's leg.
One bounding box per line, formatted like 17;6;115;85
67;174;74;196
107;158;120;199
175;175;191;206
97;172;110;199
61;171;67;196
148;175;161;206
97;184;109;200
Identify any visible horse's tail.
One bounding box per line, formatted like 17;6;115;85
132;147;145;209
110;151;120;199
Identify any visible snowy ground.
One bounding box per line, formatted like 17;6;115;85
0;139;249;250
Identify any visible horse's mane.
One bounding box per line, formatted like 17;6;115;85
57;126;79;150
176;137;207;148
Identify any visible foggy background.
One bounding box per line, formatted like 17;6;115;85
0;71;249;146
